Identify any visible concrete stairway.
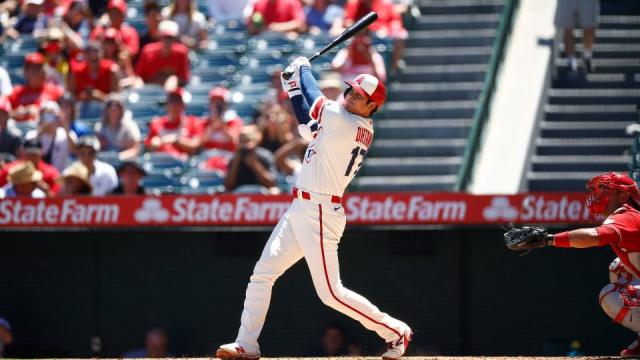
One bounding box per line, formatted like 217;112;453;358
527;3;640;191
356;0;505;191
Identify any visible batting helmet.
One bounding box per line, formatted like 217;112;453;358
586;172;640;215
345;74;386;108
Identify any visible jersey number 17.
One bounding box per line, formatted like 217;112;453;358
345;146;367;177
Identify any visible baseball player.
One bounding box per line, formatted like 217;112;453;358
504;172;640;357
216;57;412;360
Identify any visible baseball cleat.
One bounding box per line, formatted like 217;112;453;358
622;337;640;358
381;328;412;360
216;342;260;360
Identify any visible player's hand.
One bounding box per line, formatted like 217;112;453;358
280;67;302;98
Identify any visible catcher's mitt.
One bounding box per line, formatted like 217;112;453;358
504;225;553;252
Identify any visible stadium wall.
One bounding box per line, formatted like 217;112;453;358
0;228;627;357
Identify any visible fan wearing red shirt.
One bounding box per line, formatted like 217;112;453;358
144;89;203;159
90;0;140;59
135;20;190;87
343;0;407;73
198;87;243;172
8;52;64;122
0;136;61;196
507;172;640;358
247;0;306;35
68;42;120;102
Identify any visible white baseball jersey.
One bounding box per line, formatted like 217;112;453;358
295;96;374;196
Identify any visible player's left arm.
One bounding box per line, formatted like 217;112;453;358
550;228;601;248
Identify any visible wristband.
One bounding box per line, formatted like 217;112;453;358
288;88;302;98
553;232;571;248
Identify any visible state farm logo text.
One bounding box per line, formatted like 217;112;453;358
346;195;466;222
0;199;119;225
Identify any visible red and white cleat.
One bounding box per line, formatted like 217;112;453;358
216;342;260;360
381;328;412;360
621;337;640;359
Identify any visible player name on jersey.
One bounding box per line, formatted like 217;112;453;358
0;192;591;228
355;127;373;147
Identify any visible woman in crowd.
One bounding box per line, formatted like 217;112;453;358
94;93;141;160
161;0;208;50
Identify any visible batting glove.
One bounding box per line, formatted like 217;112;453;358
280;66;302;98
291;56;311;69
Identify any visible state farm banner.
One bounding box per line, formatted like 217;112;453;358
0;192;589;228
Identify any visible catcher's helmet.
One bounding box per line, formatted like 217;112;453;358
586;172;640;215
345;74;386;108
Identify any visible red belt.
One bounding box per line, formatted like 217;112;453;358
292;187;341;204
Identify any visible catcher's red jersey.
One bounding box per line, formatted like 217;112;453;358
597;204;640;277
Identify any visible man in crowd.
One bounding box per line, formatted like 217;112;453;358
0;135;61;196
135;20;190;87
68;42;120;102
90;0;140;59
223;124;277;192
73;135;118;196
0;161;46;198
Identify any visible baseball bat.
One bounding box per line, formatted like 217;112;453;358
282;11;378;80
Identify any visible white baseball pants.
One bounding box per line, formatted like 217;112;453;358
235;195;408;350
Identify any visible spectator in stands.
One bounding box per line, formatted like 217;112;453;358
123;328;171;358
0;161;47;198
101;28;137;89
62;0;93;48
6;0;48;37
110;159;146;195
161;0;208;50
144;88;202;159
247;0;306;35
73;135;118;195
207;0;248;23
95;93;141;159
198;86;243;172
90;0;140;59
40;27;71;87
319;71;343;100
0;317;13;358
0;98;21;157
135;20;190;87
68;41;120;102
555;0;600;73
340;0;407;74
274;136;308;182
59;92;90;138
304;0;344;35
0;66;13;96
58;161;92;195
139;1;162;50
0;135;61;196
255;102;294;153
26;100;77;171
223;124;277;192
8;53;64;122
332;33;386;82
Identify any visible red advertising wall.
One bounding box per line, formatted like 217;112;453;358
0;192;589;228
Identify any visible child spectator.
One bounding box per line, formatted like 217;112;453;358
90;0;140;59
0;161;46;198
95;93;141;159
144;88;202;159
304;0;343;35
139;1;162;50
223;124;277;192
198;86;243;172
110;159;146;195
247;0;306;35
68;41;120;102
0;135;61;196
73;135;118;195
135;20;190;87
207;0;248;23
7;0;48;37
332;33;386;82
25;100;77;171
58;161;92;195
8;53;64;121
161;0;208;50
0;98;20;157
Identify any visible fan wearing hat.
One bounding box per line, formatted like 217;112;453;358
0;161;46;198
68;41;120;102
7;52;64;121
144;88;203;159
71;135;118;195
0;97;21;157
332;33;386;83
90;0;140;58
110;159;146;195
58;161;92;196
25;100;77;171
318;72;343;100
102;27;138;88
0;135;61;196
134;20;190;87
39;27;71;87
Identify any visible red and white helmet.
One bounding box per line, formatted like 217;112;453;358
345;74;386;108
586;172;640;215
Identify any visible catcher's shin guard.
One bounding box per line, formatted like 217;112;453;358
600;282;640;333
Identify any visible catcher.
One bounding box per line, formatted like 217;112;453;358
505;172;640;357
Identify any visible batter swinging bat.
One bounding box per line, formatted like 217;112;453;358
282;11;378;80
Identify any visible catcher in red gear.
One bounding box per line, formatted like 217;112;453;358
505;172;640;357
